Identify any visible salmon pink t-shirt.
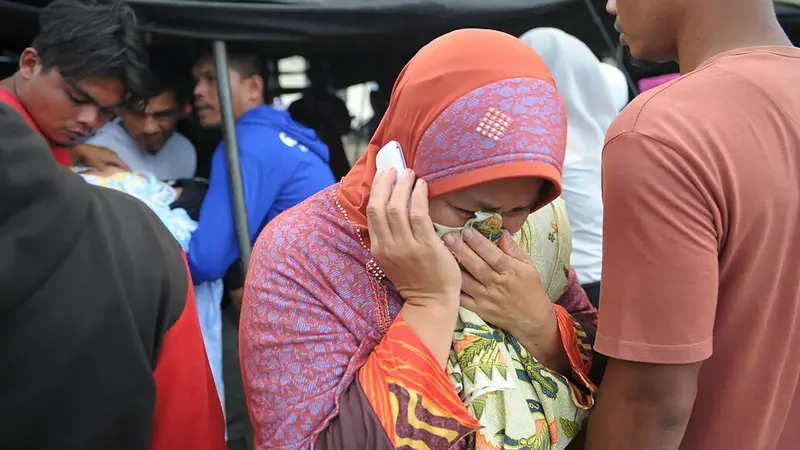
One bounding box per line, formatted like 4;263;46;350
597;47;800;450
0;89;70;166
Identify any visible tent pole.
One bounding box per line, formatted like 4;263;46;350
213;40;252;271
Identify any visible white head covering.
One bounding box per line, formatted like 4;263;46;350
520;27;621;166
599;62;629;112
520;27;627;285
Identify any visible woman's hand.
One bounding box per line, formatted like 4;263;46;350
446;228;567;370
367;168;462;307
73;143;130;170
367;167;462;367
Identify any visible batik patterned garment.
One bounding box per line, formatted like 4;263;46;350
240;29;597;450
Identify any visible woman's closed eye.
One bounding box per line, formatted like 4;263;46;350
505;206;535;217
451;206;478;218
451;205;533;219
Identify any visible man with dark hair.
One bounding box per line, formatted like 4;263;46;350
0;1;226;449
0;0;146;169
189;52;335;283
586;0;799;449
80;62;198;180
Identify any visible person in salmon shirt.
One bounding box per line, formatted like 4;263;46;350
586;0;800;449
0;0;145;170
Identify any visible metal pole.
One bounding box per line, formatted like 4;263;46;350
212;40;252;271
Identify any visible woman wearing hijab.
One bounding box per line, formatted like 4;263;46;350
520;28;627;307
240;29;597;450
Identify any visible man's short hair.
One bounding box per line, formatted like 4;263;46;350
227;52;262;78
32;0;149;107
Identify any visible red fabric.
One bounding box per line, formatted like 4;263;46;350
50;145;70;167
0;89;70;167
150;255;227;450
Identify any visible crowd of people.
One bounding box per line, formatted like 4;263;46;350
0;0;798;449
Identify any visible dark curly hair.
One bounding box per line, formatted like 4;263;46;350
145;53;192;108
31;0;149;108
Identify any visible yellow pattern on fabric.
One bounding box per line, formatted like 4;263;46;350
406;388;461;441
435;198;591;450
387;385;466;450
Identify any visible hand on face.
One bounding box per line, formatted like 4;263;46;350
367;168;462;308
445;228;555;341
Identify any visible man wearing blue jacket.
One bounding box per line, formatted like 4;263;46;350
189;52;335;283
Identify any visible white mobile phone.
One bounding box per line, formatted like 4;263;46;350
375;141;407;175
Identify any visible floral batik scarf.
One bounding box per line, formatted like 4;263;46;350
433;198;590;450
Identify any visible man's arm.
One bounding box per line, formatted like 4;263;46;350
588;131;719;450
187;139;282;283
75;123;131;169
72;143;130;169
585;360;701;449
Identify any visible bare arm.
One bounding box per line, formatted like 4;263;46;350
593;132;720;450
72;143;130;170
585;359;701;450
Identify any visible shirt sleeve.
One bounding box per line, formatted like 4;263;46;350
552;267;598;407
150;256;227;450
187;137;282;283
355;316;480;448
596;131;720;364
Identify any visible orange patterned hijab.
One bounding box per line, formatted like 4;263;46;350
337;29;567;233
